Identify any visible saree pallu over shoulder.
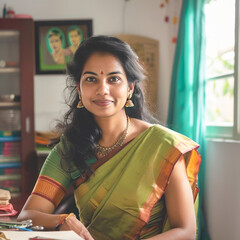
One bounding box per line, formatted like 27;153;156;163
74;125;201;240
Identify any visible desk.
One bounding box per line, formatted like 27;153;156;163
1;230;83;240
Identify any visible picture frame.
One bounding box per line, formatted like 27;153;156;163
35;19;93;74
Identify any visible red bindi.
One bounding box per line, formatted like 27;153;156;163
100;71;104;75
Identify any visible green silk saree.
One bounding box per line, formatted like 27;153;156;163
32;125;200;239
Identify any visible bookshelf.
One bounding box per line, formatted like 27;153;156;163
0;18;37;212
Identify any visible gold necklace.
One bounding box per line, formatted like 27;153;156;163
96;116;130;157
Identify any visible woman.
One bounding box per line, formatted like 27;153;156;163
18;36;200;240
47;29;69;64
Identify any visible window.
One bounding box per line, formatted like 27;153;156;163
205;0;240;139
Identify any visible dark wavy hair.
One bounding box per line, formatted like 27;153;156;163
58;35;157;175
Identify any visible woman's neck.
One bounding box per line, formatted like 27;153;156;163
95;112;128;147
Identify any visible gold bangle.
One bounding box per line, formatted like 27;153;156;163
56;212;76;230
65;213;76;222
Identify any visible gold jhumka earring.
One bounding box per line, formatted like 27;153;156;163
125;94;134;107
77;96;84;109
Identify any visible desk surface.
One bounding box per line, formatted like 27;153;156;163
1;230;83;240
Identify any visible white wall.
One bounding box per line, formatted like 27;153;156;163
1;0;181;131
205;140;240;240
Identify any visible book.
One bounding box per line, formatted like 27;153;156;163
0;168;21;175
0;136;21;142
0;180;21;192
0;155;21;163
0;162;21;169
0;141;20;156
0;174;21;181
0;230;84;240
0;189;11;209
0;131;21;138
35;131;60;146
0;189;10;201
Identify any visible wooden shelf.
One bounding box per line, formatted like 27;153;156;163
0;102;20;108
0;30;19;37
0;68;20;73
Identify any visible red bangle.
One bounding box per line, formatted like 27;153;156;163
55;216;67;231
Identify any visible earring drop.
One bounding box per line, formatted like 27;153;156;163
125;94;134;108
77;96;84;108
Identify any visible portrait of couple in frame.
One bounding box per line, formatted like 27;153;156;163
35;20;92;74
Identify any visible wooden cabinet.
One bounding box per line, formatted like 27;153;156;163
0;18;37;212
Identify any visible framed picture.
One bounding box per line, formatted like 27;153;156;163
35;19;93;74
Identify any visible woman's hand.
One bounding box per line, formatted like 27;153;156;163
59;214;94;240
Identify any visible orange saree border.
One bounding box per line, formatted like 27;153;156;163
31;175;66;207
133;145;201;238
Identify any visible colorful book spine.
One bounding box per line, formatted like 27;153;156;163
0;162;21;169
0;168;21;175
0;131;21;142
0;131;22;196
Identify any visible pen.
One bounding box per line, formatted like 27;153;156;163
12;226;33;231
0;223;33;231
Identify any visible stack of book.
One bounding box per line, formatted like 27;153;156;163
0;131;21;197
0;188;17;217
35;131;60;154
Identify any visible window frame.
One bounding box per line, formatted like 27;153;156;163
234;0;240;139
206;0;240;140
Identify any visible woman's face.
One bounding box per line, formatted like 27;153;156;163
69;30;81;46
78;52;134;119
49;35;62;52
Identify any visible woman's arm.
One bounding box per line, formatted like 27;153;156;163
17;194;66;230
144;156;196;240
18;194;94;240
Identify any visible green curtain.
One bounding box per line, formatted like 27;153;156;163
167;0;210;239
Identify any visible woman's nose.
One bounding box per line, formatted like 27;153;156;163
96;80;109;95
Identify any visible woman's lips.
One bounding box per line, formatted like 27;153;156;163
93;100;113;107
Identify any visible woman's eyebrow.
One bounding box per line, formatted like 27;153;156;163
83;71;97;76
107;71;123;75
83;71;123;76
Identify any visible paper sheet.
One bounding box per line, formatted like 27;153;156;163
0;230;84;240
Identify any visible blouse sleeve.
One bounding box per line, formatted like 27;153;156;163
31;144;72;208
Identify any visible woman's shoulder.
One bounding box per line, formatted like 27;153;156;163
43;135;70;164
42;136;81;179
41;137;65;167
129;119;199;152
150;124;200;152
53;135;70;154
